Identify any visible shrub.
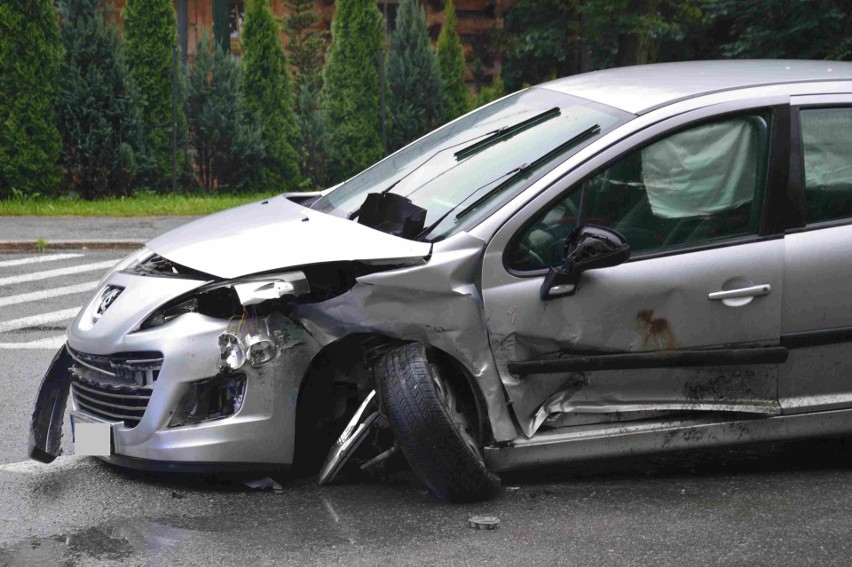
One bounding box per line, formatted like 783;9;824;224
470;75;505;110
436;0;468;121
284;0;330;189
187;35;266;193
386;0;444;152
321;0;385;183
123;0;188;190
241;0;301;192
284;0;327;92
0;0;63;198
57;0;145;199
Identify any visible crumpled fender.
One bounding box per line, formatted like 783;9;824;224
29;345;72;463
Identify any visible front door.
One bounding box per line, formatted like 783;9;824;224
481;106;787;436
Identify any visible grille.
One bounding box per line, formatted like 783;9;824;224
68;348;162;428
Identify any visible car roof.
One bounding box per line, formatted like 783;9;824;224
540;60;852;115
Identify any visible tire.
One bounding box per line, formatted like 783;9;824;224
377;343;501;502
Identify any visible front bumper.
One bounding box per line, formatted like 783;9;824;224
31;276;321;468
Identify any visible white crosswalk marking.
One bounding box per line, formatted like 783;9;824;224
0;253;83;269
0;251;122;349
0;281;98;308
0;335;66;350
0;260;116;287
0;307;81;334
0;455;94;474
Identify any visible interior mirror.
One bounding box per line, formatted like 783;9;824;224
540;224;630;300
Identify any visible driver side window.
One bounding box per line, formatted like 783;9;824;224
507;112;772;272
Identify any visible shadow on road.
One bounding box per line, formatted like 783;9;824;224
501;436;852;485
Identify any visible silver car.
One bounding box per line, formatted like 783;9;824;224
30;60;852;501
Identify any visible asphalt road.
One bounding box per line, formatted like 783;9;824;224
2;247;852;566
0;216;194;244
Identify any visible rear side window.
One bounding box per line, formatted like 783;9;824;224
507;113;771;272
800;107;852;225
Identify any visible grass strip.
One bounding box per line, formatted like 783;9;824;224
0;192;281;217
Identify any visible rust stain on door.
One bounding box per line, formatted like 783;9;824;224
636;309;679;351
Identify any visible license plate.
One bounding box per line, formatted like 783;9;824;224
71;415;111;456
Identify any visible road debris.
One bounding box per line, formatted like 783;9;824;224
244;477;284;493
468;516;500;530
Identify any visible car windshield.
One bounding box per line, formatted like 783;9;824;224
311;88;630;241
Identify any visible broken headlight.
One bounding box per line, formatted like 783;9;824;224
168;374;247;427
140;298;199;329
138;271;309;331
217;319;279;372
218;332;247;372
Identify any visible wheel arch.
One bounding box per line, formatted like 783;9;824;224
295;334;496;447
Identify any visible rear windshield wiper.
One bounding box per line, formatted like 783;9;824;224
417;123;601;239
453;107;561;161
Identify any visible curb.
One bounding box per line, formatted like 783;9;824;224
0;240;145;252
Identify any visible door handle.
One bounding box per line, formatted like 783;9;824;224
708;284;771;301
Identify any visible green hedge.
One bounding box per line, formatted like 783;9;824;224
0;0;63;198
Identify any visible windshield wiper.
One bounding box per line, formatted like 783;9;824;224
453;107;561;161
455;124;601;220
417;124;601;240
347;129;499;221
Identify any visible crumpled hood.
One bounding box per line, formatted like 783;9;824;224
146;196;431;279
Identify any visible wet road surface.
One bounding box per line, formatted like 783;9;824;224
3;442;852;566
2;249;852;565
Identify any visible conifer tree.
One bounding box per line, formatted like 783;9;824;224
386;0;443;152
321;0;385;183
0;0;63;197
436;0;468;121
284;0;327;92
470;75;505;109
57;0;145;199
124;0;187;190
241;0;301;191
187;34;264;192
285;0;329;188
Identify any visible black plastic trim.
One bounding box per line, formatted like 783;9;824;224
102;453;290;475
781;327;852;350
29;345;72;463
508;346;788;376
761;104;792;234
786;105;806;229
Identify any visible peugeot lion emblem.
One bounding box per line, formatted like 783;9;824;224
93;285;124;322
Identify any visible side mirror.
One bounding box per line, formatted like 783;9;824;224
540;224;630;300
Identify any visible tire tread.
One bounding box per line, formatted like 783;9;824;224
377;343;501;502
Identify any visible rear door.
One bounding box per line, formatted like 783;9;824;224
780;94;852;413
481;101;790;436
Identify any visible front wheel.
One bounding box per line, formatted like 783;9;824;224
377;343;501;502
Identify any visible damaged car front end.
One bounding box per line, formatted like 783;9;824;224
29;198;433;472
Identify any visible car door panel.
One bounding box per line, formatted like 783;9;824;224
485;240;784;435
481;105;787;437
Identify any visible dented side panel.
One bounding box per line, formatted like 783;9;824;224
292;233;520;442
482;231;786;437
